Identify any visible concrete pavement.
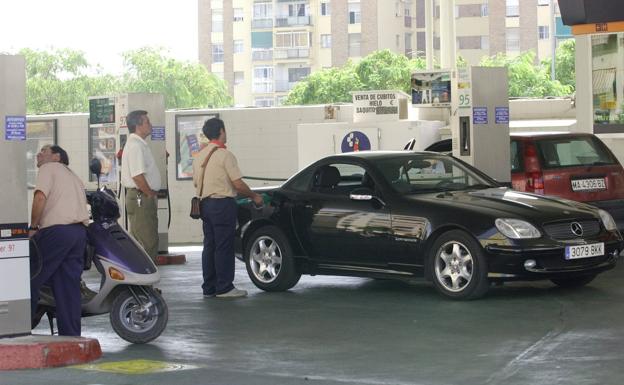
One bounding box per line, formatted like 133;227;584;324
2;246;623;385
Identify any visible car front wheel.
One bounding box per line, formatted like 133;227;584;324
429;230;489;300
245;226;301;292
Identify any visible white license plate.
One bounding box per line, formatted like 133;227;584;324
571;178;606;191
565;243;604;260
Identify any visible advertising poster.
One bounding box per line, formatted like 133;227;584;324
26;120;56;188
89;124;117;183
411;70;452;107
175;114;219;180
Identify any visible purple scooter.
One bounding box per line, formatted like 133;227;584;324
31;159;168;344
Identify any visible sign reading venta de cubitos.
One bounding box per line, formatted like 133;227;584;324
352;90;402;123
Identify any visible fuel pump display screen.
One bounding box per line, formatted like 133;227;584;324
89;98;115;125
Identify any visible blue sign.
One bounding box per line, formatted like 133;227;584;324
5;116;26;141
495;107;509;124
473;107;488;125
341;131;371;153
151;126;165;141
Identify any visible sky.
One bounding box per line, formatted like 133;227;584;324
0;0;198;74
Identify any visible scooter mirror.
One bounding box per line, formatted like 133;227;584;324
90;158;102;179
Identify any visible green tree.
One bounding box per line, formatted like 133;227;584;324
285;50;426;105
541;39;575;91
121;47;232;109
20;48;120;113
480;51;572;97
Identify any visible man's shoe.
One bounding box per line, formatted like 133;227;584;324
216;288;248;298
203;293;215;298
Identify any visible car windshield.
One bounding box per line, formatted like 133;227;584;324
536;136;616;168
374;154;495;194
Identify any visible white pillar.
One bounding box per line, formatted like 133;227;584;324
439;0;456;69
575;35;593;134
425;0;434;69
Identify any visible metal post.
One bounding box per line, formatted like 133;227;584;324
425;0;434;69
551;0;556;80
439;0;456;69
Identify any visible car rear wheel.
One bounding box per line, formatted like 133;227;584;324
429;230;489;300
245;226;301;292
551;274;596;288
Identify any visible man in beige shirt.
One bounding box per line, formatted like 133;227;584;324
193;118;262;298
29;145;89;336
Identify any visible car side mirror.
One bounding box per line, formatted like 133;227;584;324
350;187;386;207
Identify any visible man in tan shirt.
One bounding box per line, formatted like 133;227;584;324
193;118;262;298
29;145;89;336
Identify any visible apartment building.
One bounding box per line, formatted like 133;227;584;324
198;0;572;107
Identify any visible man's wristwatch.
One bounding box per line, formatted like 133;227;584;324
29;225;40;231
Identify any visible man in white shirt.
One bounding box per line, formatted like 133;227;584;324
121;110;161;260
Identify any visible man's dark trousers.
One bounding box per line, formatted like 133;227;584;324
200;197;237;295
31;224;86;336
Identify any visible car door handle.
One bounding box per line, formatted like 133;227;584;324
304;204;313;209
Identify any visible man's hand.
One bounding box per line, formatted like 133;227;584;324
28;229;38;238
252;193;264;207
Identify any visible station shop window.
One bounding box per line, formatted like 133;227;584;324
175;113;219;180
592;33;624;133
26;120;57;188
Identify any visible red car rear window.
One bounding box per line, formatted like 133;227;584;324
535;136;617;169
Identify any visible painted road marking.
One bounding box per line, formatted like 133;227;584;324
74;359;199;374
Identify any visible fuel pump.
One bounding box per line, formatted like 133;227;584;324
411;67;510;183
88;93;172;256
0;55;31;337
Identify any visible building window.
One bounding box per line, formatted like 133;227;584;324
537;0;549;5
233;8;244;21
253;66;274;93
288;67;311;82
211;0;223;8
288;3;307;17
481;35;489;50
404;0;412;17
506;28;520;51
405;32;413;52
234;71;244;85
212;44;224;63
255;97;275;107
234;40;244;53
321;1;330;16
321;34;332;48
276;31;310;48
276;96;287;106
396;34;400;48
254;1;273;19
349;33;361;57
481;3;488;17
538;26;550;40
506;0;519;17
349;1;361;24
212;10;223;32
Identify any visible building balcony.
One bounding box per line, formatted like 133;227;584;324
274;80;298;92
274;48;310;59
252;49;273;61
275;15;312;27
253;83;274;94
252;18;273;29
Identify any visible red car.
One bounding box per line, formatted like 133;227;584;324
425;133;624;230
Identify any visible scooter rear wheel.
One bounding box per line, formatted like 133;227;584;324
110;286;168;344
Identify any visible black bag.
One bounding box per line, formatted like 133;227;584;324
190;196;201;219
190;146;219;219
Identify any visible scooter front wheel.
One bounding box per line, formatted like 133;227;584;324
110;286;168;344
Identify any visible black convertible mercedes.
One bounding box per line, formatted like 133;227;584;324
236;151;622;299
